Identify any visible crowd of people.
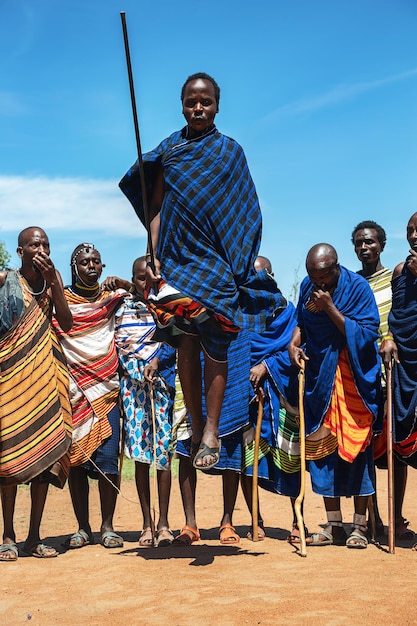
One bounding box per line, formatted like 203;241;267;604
1;71;417;560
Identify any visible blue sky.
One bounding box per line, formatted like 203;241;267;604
1;0;416;300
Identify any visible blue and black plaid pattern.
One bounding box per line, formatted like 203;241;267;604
120;127;286;334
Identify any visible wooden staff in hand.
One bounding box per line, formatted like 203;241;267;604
386;360;395;554
294;359;307;557
252;390;264;543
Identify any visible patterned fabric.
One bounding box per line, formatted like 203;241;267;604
243;303;301;497
296;265;382;497
0;272;72;486
297;266;382;439
305;348;373;463
360;267;392;461
361;267;392;343
53;288;124;466
119;126;286;333
115;296;174;470
389;263;417;466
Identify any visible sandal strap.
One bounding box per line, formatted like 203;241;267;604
352;513;367;530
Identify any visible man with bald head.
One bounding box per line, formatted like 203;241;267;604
289;243;382;549
0;227;72;560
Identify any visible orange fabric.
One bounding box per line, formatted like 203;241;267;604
306;347;373;463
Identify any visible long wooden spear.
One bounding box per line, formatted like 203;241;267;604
294;359;307;557
386;361;395;554
120;12;157;277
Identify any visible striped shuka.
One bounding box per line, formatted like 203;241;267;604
0;272;72;487
53;288;125;466
360;267;392;461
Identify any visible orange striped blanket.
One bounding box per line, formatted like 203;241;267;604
306;347;373;463
0;277;72;486
53;289;124;466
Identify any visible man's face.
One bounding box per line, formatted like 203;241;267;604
182;79;217;136
132;259;146;296
307;262;340;291
353;228;382;266
75;249;103;286
407;215;417;251
17;228;50;271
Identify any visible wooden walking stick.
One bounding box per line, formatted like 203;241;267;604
120;12;157;282
251;390;264;543
386;360;395;554
149;380;159;534
294;359;307;557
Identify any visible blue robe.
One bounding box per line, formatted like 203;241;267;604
119;126;286;333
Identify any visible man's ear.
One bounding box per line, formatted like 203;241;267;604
16;246;23;258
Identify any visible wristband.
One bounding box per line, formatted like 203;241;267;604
383;335;394;341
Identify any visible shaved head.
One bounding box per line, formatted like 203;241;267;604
18;226;47;247
306;243;340;291
306;243;338;272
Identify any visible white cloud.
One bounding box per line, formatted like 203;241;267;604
0;174;145;237
264;67;417;121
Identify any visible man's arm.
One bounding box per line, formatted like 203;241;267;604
47;269;73;332
288;325;308;368
146;166;164;283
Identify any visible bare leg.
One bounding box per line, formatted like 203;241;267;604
394;464;408;520
221;470;239;527
98;473;120;545
157;469;172;531
219;470;240;543
135;462;152;530
68;466;91;536
173;455;199;545
240;473;265;538
23;479;56;556
178;456;197;530
177;335;203;447
0;485;18;560
198;354;227;465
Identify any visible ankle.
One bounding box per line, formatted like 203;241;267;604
352;513;367;532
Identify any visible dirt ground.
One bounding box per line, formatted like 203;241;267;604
2;466;417;626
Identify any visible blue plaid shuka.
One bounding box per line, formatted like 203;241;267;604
119;126;286;334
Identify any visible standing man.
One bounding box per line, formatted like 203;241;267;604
352;220;413;540
380;212;417;550
289;243;382;549
120;72;286;471
0;227;73;560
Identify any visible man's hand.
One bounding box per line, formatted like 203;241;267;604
407;249;417;277
310;287;333;312
250;362;267;394
32;250;58;285
379;338;399;368
288;343;309;368
144;357;159;382
101;276;131;292
145;257;161;287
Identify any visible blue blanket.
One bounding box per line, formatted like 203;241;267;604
297;266;382;436
389;264;417;443
119;127;286;333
